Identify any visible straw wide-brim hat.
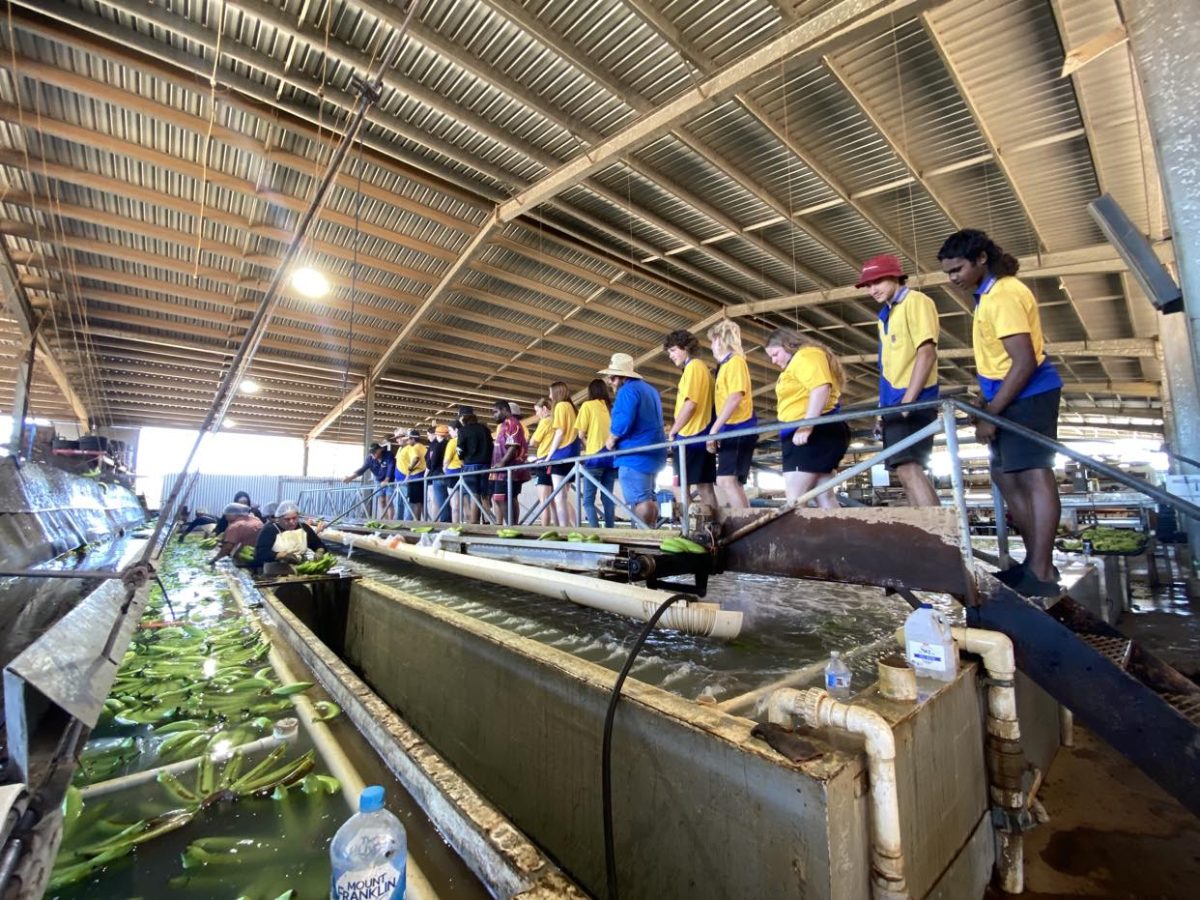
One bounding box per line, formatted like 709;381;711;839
598;352;642;379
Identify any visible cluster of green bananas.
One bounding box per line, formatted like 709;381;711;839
236;545;256;563
497;528;522;538
660;536;708;554
365;520;384;528
54;744;329;890
537;531;603;543
199;536;219;549
1059;525;1147;554
293;555;337;575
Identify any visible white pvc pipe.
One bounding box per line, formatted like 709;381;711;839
324;529;743;639
80;726;295;800
767;688;908;900
718;634;896;715
266;644;438;900
224;571;438;899
895;625;1025;894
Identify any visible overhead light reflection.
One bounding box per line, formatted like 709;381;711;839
240;380;260;394
291;267;330;299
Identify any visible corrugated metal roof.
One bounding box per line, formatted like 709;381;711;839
0;0;1166;437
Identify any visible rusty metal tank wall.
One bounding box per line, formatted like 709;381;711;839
327;578;1065;900
0;459;144;570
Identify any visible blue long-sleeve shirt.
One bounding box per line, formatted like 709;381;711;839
351;453;389;482
609;379;667;474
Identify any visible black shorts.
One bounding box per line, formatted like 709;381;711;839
405;479;424;503
716;431;755;483
534;468;553;487
549;461;574;477
670;439;717;486
782;421;851;474
882;407;937;470
461;465;488;498
990;388;1061;474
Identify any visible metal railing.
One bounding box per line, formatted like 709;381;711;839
311;397;1200;560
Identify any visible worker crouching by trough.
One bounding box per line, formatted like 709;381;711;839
209;502;264;567
253;499;328;575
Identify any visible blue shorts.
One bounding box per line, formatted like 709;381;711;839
619;467;657;505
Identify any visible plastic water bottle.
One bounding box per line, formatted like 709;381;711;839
904;604;958;682
330;785;406;900
824;651;852;699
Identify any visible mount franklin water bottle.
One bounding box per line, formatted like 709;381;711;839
330;785;407;900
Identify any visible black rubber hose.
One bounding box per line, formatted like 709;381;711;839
602;593;691;900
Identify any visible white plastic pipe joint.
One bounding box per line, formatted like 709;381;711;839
767;688;908;900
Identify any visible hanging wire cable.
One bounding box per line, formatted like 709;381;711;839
145;0;421;557
192;0;227;279
888;13;922;271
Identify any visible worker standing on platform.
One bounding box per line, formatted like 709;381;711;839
544;382;580;528
939;229;1063;598
397;429;427;521
425;424;450;522
765;329;850;509
664;329;719;520
455;407;494;525
490;400;531;526
444;420;463;524
528;399;559;527
856;254;941;507
575;379;616;528
706;320;755;513
602;353;667;526
344;442;389;519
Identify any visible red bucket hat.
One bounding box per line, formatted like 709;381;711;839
855;254;904;288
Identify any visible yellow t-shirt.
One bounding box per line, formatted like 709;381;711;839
674;358;714;437
444;437;461;470
550;401;578;449
878;289;938;402
776;346;840;422
574;398;611;456
715;353;754;426
531;417;555;459
973;275;1047;381
398;443;427;476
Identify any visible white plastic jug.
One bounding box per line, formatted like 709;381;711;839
904;604;958;682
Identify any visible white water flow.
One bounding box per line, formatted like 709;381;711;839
332;548;964;702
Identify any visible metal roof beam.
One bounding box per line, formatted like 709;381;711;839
0;241;89;430
496;0;931;222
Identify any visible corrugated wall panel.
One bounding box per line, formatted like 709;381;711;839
163;474;345;518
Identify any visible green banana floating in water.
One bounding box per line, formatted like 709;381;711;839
310;700;341;722
270;681;313;697
537;530;561;541
496;528;522;539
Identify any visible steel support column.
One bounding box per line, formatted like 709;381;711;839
364;378;375;456
1158;313;1200;554
1126;0;1200;557
7;334;36;455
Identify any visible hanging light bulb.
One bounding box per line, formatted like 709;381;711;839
239;380;260;394
291;267;330;299
222;418;238;429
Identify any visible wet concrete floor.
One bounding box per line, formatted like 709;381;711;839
992;550;1200;899
989;727;1200;899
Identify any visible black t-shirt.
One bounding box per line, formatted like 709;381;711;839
456;421;493;466
425;439;447;475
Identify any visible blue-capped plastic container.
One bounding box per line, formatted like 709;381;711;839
330;785;406;899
